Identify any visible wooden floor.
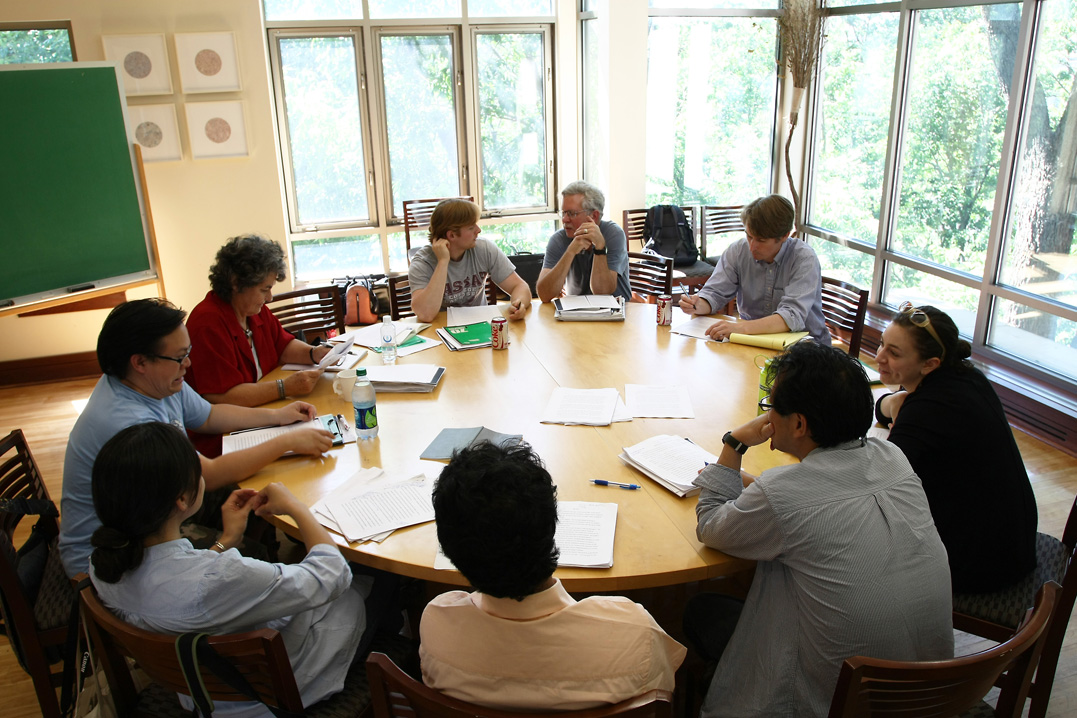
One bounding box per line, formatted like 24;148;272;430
2;377;1076;717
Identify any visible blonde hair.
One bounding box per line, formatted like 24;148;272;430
429;199;480;242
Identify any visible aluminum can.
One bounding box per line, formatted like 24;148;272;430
656;295;673;325
491;316;508;349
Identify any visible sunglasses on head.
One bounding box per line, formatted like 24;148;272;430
897;302;946;362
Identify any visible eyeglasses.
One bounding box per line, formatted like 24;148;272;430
561;209;590;220
897;302;946;362
758;395;774;414
149;346;192;364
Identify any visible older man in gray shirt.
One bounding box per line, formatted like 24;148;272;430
687;341;952;718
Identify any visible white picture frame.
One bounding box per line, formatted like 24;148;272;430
174;32;242;93
128;104;182;162
185;101;248;159
102;34;173;96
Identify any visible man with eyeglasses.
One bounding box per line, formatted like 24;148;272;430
59;298;334;578
685;341;952;718
679;194;830;344
536;181;631;302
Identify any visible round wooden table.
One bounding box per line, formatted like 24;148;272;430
242;301;795;592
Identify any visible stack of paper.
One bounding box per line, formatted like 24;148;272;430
435;501;617;571
447;305;505;326
554;295;625;322
541;387;629;426
362;364;446;393
222;414;355;455
619;434;718;497
436;322;492;350
282;335;363;371
670;317;807;349
420;426;523;461
313;470;435;543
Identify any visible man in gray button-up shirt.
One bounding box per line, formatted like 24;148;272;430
688;341;952;718
679;195;830;344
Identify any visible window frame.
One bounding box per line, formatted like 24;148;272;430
802;0;1077;392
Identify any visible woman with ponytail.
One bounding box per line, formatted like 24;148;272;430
875;303;1038;594
89;422;368;717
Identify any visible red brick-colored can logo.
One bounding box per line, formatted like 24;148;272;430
491;317;508;349
656;295;673;325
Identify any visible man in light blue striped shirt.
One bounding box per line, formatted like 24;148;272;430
688;341;952;718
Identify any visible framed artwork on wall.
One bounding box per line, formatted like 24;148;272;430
185;101;248;159
128;104;182;162
102;34;173;95
174;32;241;93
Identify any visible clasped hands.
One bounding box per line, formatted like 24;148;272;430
217;482;306;550
569;219;605;256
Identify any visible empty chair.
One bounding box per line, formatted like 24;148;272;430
828;581;1059;718
0;429;75;718
628;252;673;302
266;284;346;343
951;494;1077;718
403;196;474;264
367;651;673;718
820;276;869;359
622;206;710;293
699;205;745;265
388;274;416;321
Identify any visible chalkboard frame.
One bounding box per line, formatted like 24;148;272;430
0;62;161;316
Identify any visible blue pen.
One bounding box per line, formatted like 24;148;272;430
590;479;641;490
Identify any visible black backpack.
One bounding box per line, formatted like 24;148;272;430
643;205;698;267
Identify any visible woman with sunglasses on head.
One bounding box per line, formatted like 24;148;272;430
89;421;370;718
875;303;1037;594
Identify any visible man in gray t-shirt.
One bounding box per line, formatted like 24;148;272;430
537;181;631;302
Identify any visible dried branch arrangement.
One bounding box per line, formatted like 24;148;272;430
779;0;828;230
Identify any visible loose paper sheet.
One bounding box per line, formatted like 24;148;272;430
625;384;695;418
541;387;620;426
327;477;435;543
447;304;506;326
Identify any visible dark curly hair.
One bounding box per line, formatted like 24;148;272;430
90;422;202;583
891;304;973;371
96;299;186;379
433;440;559;600
767;340;873;447
209;234;286;301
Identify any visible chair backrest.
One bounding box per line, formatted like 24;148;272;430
698;205;745;260
828;582;1059;718
78;579;305;715
820;276;869;359
402;196;475;262
0;429;70;718
388;274;415;321
267;285;346;342
367;652;673;718
622;207;697;253
627;252;673;299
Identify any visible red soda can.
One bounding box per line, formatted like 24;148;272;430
656;295;673;325
491;316;508;349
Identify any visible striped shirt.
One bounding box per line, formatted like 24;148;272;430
694;438;953;718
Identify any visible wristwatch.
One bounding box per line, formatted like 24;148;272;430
592;247;607;255
722;431;749;455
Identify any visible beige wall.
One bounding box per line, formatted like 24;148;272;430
0;0;288;362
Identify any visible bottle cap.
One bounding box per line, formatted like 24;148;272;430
357;368;367;376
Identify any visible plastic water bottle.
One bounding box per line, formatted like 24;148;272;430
381;315;397;365
351;368;378;440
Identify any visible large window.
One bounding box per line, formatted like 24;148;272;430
0;22;75;64
807;0;1077;388
645;10;780;205
266;3;555;280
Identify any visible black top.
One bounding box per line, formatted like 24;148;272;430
875;365;1038;593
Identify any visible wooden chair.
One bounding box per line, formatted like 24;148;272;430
367;651;673;718
388;274;415;321
628;252;673;302
77;578;382;717
951;494;1077;718
622;206;711;294
0;429;75;718
403;196;474;264
698;205;745;265
828;582;1059;718
820;276;869;359
267;285;345;342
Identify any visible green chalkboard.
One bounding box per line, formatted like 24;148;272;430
0;63;154;307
